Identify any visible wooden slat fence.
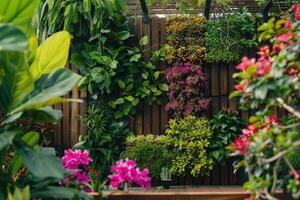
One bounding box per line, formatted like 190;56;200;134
53;15;257;184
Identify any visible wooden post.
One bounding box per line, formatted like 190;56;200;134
140;0;150;23
262;0;273;22
204;0;212;19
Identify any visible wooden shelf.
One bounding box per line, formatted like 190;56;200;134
92;186;292;200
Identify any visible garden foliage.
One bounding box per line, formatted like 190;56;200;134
38;0;168;179
205;8;257;63
209;110;246;164
166;16;207;64
122;116;213;178
230;3;300;199
165;62;209;119
0;0;90;199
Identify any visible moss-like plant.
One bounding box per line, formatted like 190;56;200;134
120;135;173;179
166;16;207;64
205;8;257;63
166;115;213;176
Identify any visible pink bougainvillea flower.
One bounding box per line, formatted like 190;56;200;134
242;125;258;137
234;81;248;92
290;170;300;181
256;58;271;77
285;20;293;30
292;3;300;21
289;67;298;76
273;42;285;54
257;45;270;59
235;57;256;72
231;134;251;154
276;33;294;43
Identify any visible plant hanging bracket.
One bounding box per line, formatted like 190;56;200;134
140;0;150;23
262;0;273;22
204;0;212;19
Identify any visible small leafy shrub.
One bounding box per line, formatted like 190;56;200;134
166;16;207;64
120;135;173;178
165;62;210;119
166;116;213;176
209;110;246;164
108;159;151;189
205;8;257;63
78;102;130;180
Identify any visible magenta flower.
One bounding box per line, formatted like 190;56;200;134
61;149;93;192
108;159;152;189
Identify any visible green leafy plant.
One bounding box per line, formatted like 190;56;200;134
205;8;257;63
0;0;90;199
120;134;173;179
38;0;168;181
209;110;246;164
166;16;207;64
75;101;131;180
166;115;213;176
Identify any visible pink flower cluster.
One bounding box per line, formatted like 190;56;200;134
165;62;210;119
231;115;278;154
62;149;92;183
108;159;151;189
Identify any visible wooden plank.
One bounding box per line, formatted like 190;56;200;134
220;63;228;96
160;17;169;134
53;104;62;145
62;94;70;147
71;66;79;145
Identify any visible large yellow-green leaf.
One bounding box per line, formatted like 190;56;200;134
9;68;81;115
0;0;39;32
0;24;28;52
30;31;71;80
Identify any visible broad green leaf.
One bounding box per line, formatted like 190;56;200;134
0;0;39;31
16;142;65;179
130;53;141;62
154;71;160;80
32;186;90;200
117;80;126;89
22;107;62;122
159;83;168;91
0;53;34;111
10;59;34;111
139;36;148;46
229;91;242;99
114;98;125;105
0;24;28;52
10;68;81;114
30;31;71;80
117;31;130;40
10;131;40;174
0;131;17;150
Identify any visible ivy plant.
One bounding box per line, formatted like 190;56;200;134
209;110;246;164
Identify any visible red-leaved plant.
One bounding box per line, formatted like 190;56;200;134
165;62;210;119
